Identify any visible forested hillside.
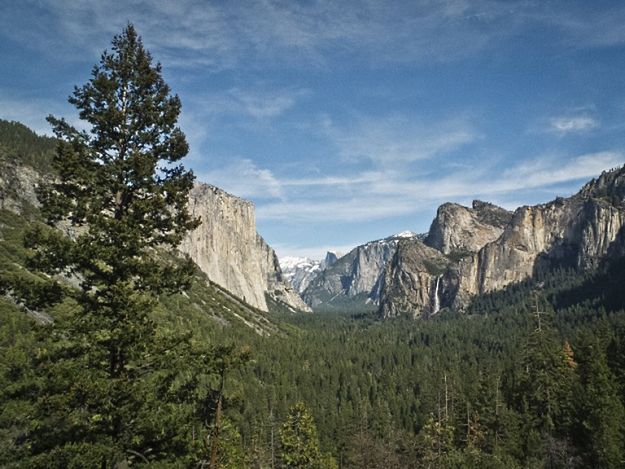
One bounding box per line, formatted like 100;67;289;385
2;116;625;467
230;261;625;468
1;23;625;468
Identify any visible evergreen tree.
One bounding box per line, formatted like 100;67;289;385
416;412;458;469
515;298;575;465
574;334;625;468
15;24;200;467
279;402;322;468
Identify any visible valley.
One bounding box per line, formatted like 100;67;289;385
2;117;625;467
2;12;625;467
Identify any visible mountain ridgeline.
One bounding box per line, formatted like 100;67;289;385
4;117;625;321
381;168;625;318
300;232;420;312
288;170;625;319
0;119;310;320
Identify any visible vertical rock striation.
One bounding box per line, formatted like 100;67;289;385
179;183;310;312
380;240;448;319
302;232;419;311
379;166;625;318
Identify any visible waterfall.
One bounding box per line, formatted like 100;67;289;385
432;275;441;314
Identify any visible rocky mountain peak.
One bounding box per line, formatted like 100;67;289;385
322;251;340;268
471;200;513;227
424;201;512;255
380;164;625;319
577;165;625;202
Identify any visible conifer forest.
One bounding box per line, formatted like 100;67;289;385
2;24;625;469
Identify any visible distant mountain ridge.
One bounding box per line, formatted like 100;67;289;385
279;251;341;294
5;120;624;320
293;167;625;318
380;166;625;319
300;232;421;312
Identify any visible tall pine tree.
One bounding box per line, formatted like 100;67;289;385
17;24;201;467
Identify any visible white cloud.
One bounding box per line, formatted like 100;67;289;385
197;159;283;199
230;90;292;119
500;152;624;188
225;87;308;119
0;0;546;71
548;116;599;134
250;151;625;224
533;4;625;49
257;195;418;223
324;115;477;166
5;1;625;74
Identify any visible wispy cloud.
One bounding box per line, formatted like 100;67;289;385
323;115;477;166
0;0;570;71
199;150;625;226
197;159;283;200
548;115;599;134
257;195;418;223
499;152;621;189
197;87;308;120
5;1;625;76
273;242;363;260
228;87;308;119
534;4;625;49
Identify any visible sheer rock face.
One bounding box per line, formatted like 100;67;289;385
179;183;310;312
380;166;625;318
302;236;405;310
425;201;512;255
380;240;448;319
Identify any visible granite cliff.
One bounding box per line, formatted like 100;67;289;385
380;166;625;318
301;232;419;311
179;184;310;312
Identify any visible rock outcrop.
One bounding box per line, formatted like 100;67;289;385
180;183;310;312
302;233;419;311
380;201;511;319
280;251;340;294
380;166;625;318
380;240;448;318
256;235;311;312
0;158;40;213
424;200;512;254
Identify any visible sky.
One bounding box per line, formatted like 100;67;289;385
3;1;625;259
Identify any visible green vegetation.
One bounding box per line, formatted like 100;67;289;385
0;120;55;172
445;249;472;263
309;291;377;314
1;24;248;468
1;24;625;469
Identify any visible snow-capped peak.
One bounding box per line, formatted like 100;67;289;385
279;256;325;294
393;230;418;238
279;256;314;271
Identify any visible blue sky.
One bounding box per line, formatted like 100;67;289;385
3;1;625;259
